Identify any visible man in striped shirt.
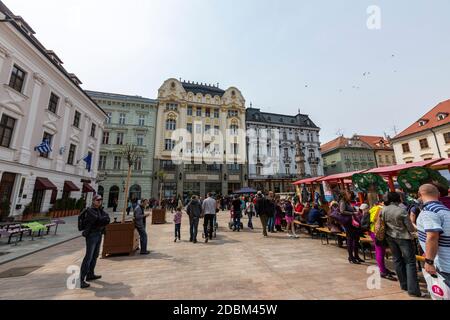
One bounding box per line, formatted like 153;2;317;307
417;184;450;287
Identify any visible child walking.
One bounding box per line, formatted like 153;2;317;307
174;206;183;242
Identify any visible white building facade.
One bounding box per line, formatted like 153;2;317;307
0;3;106;218
392;100;450;164
246;108;323;193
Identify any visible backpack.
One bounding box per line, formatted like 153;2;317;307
78;209;88;231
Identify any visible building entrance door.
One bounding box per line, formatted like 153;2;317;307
0;172;16;219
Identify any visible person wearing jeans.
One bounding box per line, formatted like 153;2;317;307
186;195;202;243
134;199;150;255
383;192;423;297
80;195;110;289
202;193;217;242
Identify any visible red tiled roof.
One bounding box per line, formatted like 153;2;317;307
394;100;450;140
320;136;348;154
357;135;393;150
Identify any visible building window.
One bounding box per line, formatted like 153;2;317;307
214;109;220;118
9;65;26;93
138;115;145;126
196;108;202;117
419;138;429;149
228;163;240;171
285;165;290;175
228;110;238;117
67;144;76;165
231;143;239;155
205;125;211;133
48;93;59;114
166;119;176;131
0;114;16;148
85;152;93;170
385;155;390;163
116;132;124;145
134;157;142;171
98;155;107;170
378;155;383;163
205;108;211;117
166;103;178;111
162;160;176;170
214;126;220;135
106;112;112;124
137;134;144;146
119;113;126;125
444;132;450;144
402;143;410;153
73;111;81;128
113;156;121;170
187;123;193;133
187;106;193;116
40;132;53;158
102;132;110;145
230;125;238;135
195;124;202;134
90;123;96;138
165;139;175;151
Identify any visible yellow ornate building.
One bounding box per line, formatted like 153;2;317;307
153;78;248;200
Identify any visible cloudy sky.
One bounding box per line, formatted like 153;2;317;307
5;0;450;143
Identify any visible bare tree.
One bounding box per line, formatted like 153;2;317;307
121;144;144;223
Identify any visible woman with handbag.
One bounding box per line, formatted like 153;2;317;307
380;192;424;297
338;190;365;264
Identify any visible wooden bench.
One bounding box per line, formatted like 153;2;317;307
0;227;32;245
316;227;333;245
293;221;319;238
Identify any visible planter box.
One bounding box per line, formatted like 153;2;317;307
102;221;139;258
151;209;166;225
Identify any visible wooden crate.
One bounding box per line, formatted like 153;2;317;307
102;221;139;258
151;209;166;225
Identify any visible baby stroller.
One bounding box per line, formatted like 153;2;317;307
202;215;219;239
228;208;244;230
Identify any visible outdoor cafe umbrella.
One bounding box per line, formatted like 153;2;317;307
233;187;257;195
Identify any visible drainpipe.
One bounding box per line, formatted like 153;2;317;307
430;128;443;158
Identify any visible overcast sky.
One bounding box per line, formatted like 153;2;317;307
5;0;450;143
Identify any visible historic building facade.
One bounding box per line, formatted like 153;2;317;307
392;99;450;164
0;3;106;218
153;79;247;199
321;135;381;175
246;108;323;193
86;91;157;210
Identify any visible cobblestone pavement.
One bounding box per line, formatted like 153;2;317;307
0;211;426;300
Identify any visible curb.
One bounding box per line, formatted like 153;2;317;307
0;234;82;266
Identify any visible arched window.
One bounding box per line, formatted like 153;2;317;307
166;119;176;130
129;185;142;202
108;186;120;208
97;186;104;197
230;124;239;135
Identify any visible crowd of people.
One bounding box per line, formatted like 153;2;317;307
77;183;450;299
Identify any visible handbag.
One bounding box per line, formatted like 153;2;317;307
352;216;360;228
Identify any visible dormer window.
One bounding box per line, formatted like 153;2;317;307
437;113;448;121
418;119;428;127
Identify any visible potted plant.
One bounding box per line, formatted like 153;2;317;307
102;144;141;258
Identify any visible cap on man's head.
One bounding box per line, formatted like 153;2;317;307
93;195;103;202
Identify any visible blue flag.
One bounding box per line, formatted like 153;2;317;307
34;139;52;154
83;153;92;172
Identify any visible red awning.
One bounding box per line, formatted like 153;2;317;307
293;177;323;185
318;170;367;182
366;159;442;176
34;177;57;191
64;181;80;192
432;158;450;169
82;183;95;193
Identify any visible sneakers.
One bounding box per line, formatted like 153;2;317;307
287;234;293;238
293;234;300;239
174;238;177;243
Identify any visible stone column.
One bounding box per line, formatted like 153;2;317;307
18;73;45;164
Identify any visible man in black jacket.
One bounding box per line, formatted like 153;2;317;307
80;195;110;289
256;191;273;237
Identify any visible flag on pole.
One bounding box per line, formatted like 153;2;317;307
34;139;52;154
82;153;92;172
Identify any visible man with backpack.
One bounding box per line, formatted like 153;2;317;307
79;195;110;289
